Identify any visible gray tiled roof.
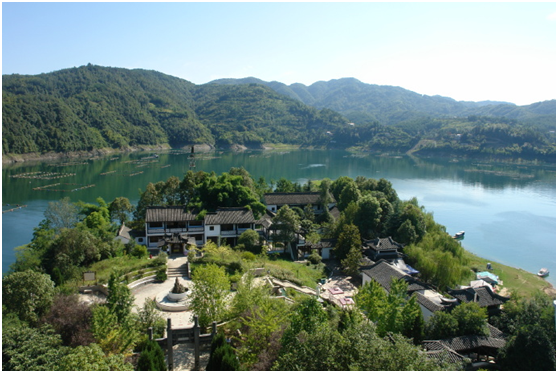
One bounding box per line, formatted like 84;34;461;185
145;206;196;222
364;236;404;251
263;192;335;206
425;344;467;365
204;207;256;225
361;259;409;291
256;210;275;228
448;286;509;308
423;324;507;354
415;292;446;313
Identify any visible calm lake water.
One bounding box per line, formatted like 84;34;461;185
2;149;556;286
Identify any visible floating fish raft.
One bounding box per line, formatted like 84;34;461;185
32;183;96;192
10;171;76;180
2;204;28;214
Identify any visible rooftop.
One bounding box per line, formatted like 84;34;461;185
364;236;404;252
423;324;507;355
263;192;335;206
448;286;510;308
204;207;256;225
145;206;197;223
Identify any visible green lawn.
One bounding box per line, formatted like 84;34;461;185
463;251;554;299
83;255;164;285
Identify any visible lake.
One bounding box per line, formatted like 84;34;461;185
2;149;556;286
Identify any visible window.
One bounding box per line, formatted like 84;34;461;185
209;226;215;231
149;222;163;228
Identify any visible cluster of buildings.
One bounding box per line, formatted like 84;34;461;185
117;190;510;367
117;192;337;258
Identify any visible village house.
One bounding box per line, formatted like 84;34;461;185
448;285;510;316
361;259;450;321
263;192;335;214
360;257;509;367
141;205;262;253
422;324;507;368
363;236;404;261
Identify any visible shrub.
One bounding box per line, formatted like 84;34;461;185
151;252;168;267
131;244;148;259
137;339;166;371
206;333;239;371
155;268;167;282
308;251;322;265
229;273;242;284
228;261;243;274
241;252;256;261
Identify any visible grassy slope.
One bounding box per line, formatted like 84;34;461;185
464;250;555;299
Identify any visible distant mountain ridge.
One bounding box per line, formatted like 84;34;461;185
2;65;555;163
209;77;555;125
2;65;348;155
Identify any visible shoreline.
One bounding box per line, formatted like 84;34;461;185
464;250;555;299
4;143;554;167
1;143;296;165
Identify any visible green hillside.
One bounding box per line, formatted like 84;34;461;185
2;65;349;155
210;77;556;129
3;65;555;162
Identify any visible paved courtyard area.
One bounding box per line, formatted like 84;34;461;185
132;255;195;328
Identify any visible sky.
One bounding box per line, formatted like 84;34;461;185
2;2;556;106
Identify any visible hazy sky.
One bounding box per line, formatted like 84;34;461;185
2;2;556;105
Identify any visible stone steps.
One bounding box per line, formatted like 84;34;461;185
167;264;188;278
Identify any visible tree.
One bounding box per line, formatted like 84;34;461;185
396;219;418;244
44;196;79;232
41;293;95;347
230;272;269;319
43;228;103;280
109;196;134;225
355;194;382;238
236;298;290;369
137;339;166;371
162;175;181;205
273;318;451;371
425;310;459;339
401;294;425;344
341;246;362;276
107;271;135;324
493;293;555;370
334;223;361;261
451;302;489;337
498;324;556;371
337;181;361;211
2;324;67;371
274;177;296;193
136;298;166;338
189;263;230;329
271;205;300;252
135;182;164;222
425;302;488;339
330;176;354;202
355;277;423;339
281;297;328;347
2;269;55;324
90;305;139;355
237;229;261;254
59;343;133;371
207;333;239;371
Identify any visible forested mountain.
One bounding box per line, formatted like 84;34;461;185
2;65;555;162
2;65;348;154
210;77;556;128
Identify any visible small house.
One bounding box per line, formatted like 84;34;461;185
363;237;404;261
